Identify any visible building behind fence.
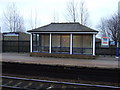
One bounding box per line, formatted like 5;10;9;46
2;32;30;52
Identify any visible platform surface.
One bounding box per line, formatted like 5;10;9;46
1;53;119;69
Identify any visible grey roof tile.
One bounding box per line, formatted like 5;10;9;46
27;23;98;32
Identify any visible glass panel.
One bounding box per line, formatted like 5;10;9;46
51;34;70;53
33;34;36;46
52;35;60;47
32;34;40;52
73;34;82;54
41;34;49;47
83;35;92;54
83;35;92;48
73;35;82;47
41;34;49;52
33;34;37;52
73;34;93;54
61;34;70;53
52;34;60;53
61;35;70;47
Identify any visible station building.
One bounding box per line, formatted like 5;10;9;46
28;23;98;58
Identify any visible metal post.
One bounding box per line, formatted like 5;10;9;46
70;33;72;54
30;34;33;52
93;34;95;56
116;41;119;58
49;33;52;53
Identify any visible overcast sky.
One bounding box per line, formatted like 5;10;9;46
0;0;119;32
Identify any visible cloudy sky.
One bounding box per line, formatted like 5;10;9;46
0;0;119;32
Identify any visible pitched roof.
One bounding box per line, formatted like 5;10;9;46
27;22;98;32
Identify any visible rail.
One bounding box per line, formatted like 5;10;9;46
1;76;120;89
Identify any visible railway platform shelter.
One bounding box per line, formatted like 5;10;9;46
28;23;98;58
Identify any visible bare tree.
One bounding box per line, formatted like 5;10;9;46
98;13;120;42
66;0;78;22
107;13;120;41
53;9;59;23
79;0;89;25
65;0;89;25
97;18;108;37
53;9;56;23
30;9;40;29
3;3;25;32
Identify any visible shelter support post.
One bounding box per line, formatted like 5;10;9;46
70;33;73;54
93;34;96;55
30;34;33;52
49;33;52;53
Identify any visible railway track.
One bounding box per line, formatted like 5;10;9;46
1;76;120;90
2;62;119;83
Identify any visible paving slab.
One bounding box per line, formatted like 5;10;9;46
1;53;120;69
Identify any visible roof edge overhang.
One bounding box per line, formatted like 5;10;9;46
28;31;98;34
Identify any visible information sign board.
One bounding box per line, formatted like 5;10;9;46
101;37;109;47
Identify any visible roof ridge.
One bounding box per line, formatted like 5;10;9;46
51;22;80;24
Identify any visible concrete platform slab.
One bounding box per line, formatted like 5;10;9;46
1;53;119;69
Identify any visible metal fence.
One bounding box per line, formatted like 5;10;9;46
2;40;120;55
96;42;120;55
2;40;30;52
